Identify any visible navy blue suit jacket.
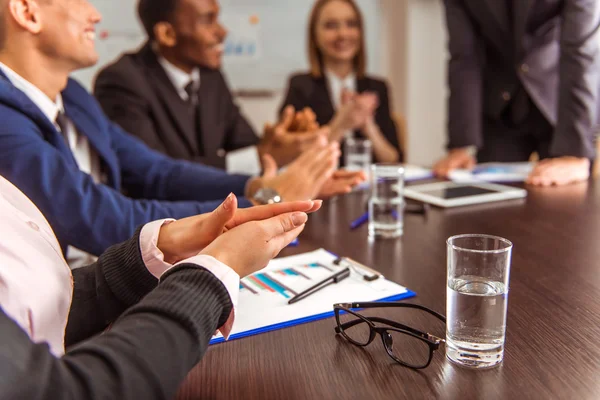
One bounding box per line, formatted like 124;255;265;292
0;73;252;256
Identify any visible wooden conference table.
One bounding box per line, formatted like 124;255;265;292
175;180;600;400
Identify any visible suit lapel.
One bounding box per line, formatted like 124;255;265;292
139;43;199;155
468;0;514;62
356;78;369;94
0;71;78;166
314;77;336;124
512;0;535;60
197;68;219;157
62;99;119;186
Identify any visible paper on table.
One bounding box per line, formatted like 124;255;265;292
449;162;534;183
210;249;413;344
404;165;435;182
355;164;434;190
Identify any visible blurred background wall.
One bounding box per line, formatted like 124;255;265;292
75;0;447;167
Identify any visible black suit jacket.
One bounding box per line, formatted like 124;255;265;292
445;0;600;159
279;73;402;163
94;42;259;169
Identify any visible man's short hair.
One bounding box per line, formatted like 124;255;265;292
137;0;179;40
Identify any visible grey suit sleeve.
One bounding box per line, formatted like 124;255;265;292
444;0;484;149
552;0;600;159
65;226;158;346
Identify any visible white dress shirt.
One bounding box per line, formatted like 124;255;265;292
325;69;357;110
157;56;201;101
0;62;101;268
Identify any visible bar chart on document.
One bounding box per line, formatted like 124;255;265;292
210;249;414;344
239;262;338;301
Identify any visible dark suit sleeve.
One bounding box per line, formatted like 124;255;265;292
65;226;158;346
219;74;260;151
551;0;600;159
94;67;169;156
375;81;402;161
0;263;232;400
279;75;309;117
444;0;484;149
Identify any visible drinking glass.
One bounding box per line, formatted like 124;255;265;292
344;138;372;175
368;164;405;238
446;234;512;368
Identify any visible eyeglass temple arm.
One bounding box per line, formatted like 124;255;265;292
335;302;446;323
335;317;427;336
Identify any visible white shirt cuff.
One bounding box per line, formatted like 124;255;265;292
139;218;176;279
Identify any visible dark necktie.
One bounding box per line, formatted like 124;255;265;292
184;81;198;111
55;111;71;145
184;80;203;152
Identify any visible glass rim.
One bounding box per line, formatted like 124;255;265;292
345;137;372;146
370;163;405;172
446;234;513;254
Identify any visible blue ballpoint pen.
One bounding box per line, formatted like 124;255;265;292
350;210;400;230
350;211;369;229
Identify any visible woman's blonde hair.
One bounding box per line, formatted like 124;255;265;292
307;0;366;78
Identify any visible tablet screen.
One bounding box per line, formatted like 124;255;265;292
421;185;498;199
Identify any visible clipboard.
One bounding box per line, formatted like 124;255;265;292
210;249;416;344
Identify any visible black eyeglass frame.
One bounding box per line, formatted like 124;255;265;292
333;302;446;369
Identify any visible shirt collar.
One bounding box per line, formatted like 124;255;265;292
325;69;356;91
0;61;64;123
325;69;356;109
155;52;201;96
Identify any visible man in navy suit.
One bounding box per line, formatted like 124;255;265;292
0;0;362;265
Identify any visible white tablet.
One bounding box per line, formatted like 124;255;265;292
403;181;527;208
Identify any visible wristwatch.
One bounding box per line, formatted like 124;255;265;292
252;188;282;205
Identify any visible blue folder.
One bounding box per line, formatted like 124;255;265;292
209;289;416;345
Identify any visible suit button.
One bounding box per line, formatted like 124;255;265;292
520;63;529;73
217;149;226;158
27;221;40;231
502;91;511;101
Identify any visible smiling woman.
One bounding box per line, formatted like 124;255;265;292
279;0;403;165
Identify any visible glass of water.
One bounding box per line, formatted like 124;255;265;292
368;164;405;239
446;234;512;368
344;138;372;174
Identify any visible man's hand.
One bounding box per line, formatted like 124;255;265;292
433;148;476;177
259;105;327;166
200;211;309;277
156;193;322;264
255;138;340;201
526;157;590;186
318;170;367;198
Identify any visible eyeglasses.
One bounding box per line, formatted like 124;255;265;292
333;302;446;369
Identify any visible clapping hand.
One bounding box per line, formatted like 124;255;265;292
157;194;322;265
259;105;328;167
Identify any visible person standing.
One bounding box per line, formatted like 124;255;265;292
434;0;600;186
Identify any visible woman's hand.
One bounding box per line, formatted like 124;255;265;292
200;211;309;277
329;90;379;141
157;194;322;264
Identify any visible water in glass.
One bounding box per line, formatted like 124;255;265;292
446;275;508;368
